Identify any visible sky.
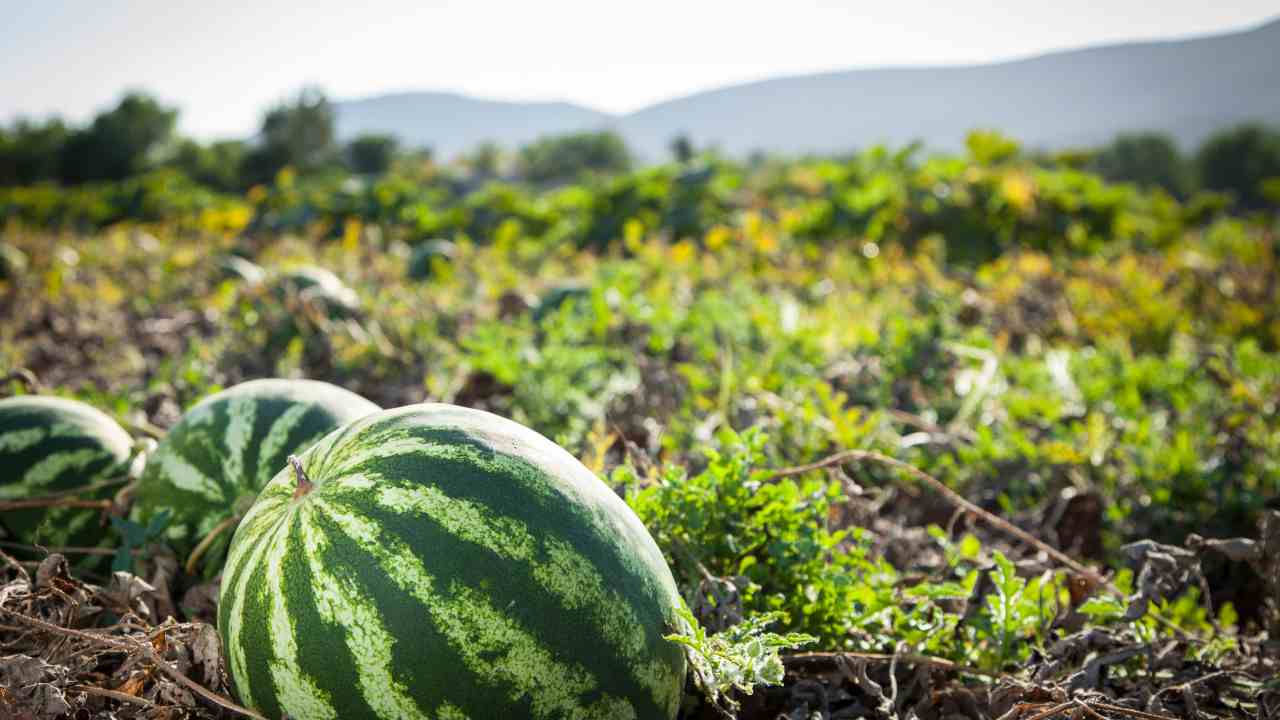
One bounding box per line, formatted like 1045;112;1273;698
2;1;1277;140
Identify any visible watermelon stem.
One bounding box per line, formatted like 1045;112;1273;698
288;455;315;499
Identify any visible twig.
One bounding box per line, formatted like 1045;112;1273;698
0;541;134;557
1074;701;1110;720
885;408;977;443
1089;701;1179;720
0;546;30;582
5;476;128;502
0;368;42;393
1023;701;1075;720
185;513;241;575
784;651;998;678
764;450;1108;587
124;417;167;440
764;449;1197;640
71;684;154;707
0;497;112;511
0;606;266;720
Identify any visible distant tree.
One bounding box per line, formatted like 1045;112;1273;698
468;142;504;178
241;87;338;185
518;131;632;183
169;138;248;191
0;118;69;185
1091;132;1192;197
59;93;177;183
670;134;695;164
1196;124;1280;210
346;134;399;175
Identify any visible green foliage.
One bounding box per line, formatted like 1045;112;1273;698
241;87;338;186
110;509;170;574
346;133;400;176
519;130;632;184
1196;123;1280;210
60;93;177;184
1;127;1275;691
168;139;248;192
665;602;815;714
1091;132;1192;197
0;118;69;185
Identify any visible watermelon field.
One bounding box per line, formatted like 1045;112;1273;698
1;134;1278;719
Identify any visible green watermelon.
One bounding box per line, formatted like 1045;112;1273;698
407;240;457;281
220;256;266;285
0;243;29;281
276;266;360;319
0;396;133;548
219;403;686;720
532;282;592;324
133;379;378;566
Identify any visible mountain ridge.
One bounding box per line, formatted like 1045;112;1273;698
334;15;1280;159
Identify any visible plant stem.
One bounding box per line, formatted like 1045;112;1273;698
289;454;314;499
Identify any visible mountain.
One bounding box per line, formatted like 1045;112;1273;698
618;16;1280;157
334;91;610;160
335;17;1280;159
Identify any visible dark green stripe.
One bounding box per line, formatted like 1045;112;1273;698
304;510;485;718
340;426;681;670
280;517;380;719
235;526;284;718
343;489;666;719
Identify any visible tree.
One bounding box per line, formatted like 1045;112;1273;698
59;93;177;183
1196;124;1280;210
1091;132;1191;197
0;118;69;185
467;142;504;179
241;87;337;186
169;138;248;192
346;134;399;176
518;131;632;184
670;134;695;164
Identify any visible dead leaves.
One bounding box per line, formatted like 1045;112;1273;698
0;550;245;719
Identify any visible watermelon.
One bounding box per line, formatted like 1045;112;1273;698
532;282;591;324
0;396;133;548
133;379;378;567
219;403;687;720
276;266;360;319
220;256;266;285
407;240;457;281
0;242;29;281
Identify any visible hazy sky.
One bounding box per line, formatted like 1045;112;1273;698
3;1;1276;139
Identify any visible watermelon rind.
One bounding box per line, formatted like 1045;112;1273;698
219;402;687;720
132;378;379;565
0;395;133;550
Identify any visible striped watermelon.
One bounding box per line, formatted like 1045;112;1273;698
407;240;457;281
219;403;687;720
133;379;378;567
276;266;360;319
0;396;133;548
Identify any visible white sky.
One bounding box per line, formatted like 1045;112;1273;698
2;1;1276;139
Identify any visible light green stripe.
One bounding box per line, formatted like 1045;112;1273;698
256;404;312;486
314;497;626;719
437;702;470;720
153;447;223;501
266;514;337;720
0;427;46;454
223;394;257;491
324;433;438;477
340;473;671;701
299;505;429;720
20;448;102;489
223;495;292;710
